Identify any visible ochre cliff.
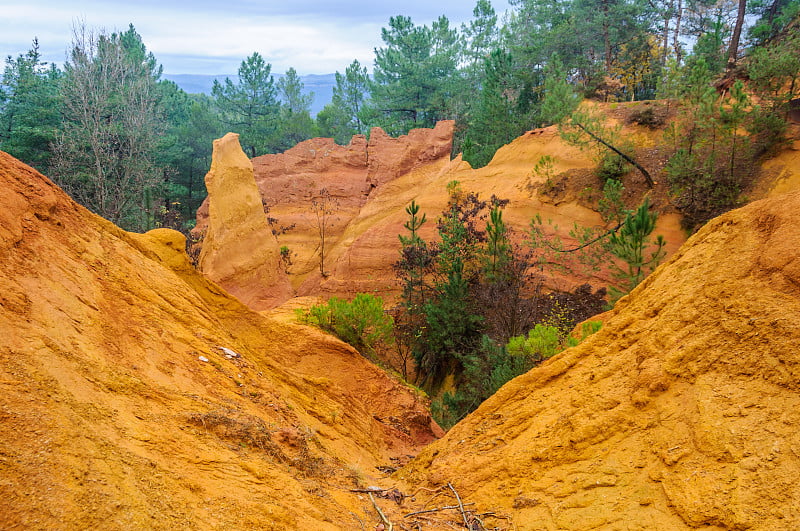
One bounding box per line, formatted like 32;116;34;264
197;132;293;309
196;120;687;305
0;150;440;529
193;121;456;297
396;189;800;530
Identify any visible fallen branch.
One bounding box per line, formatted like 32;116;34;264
447;482;470;529
541;220;625;253
574;121;655;188
403;502;475;518
369;492;394;531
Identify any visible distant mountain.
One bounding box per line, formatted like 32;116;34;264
163;73;336;116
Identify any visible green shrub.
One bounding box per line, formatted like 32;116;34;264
296;293;393;358
596;150;629;183
432;321;602;429
506;323;563;361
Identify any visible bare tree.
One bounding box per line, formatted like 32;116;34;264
52;23;164;231
311;188;339;277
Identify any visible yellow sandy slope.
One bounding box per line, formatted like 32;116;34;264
0;150;440;529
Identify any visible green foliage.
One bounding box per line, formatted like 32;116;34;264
508;0;653;94
420;261;484;386
369;15;459;135
212;52;278;157
395;181;611;428
528;178;664;303
596;148;630;182
155;91;222;229
319;59;370;144
0;39;62;172
598;178;627;225
461;0;500;71
396;184;498;390
395;199;432;377
665;69;772;229
279;245;292;271
415;183;492;385
51;24;166;231
433;320;602;429
274;67;317;150
483;207;512;282
605;198;666;301
461;49;528;168
532;155;556;185
296;294;394;358
540;62;580;126
746;25;800;117
685;18;727;76
748;0;800;43
506;324;563;361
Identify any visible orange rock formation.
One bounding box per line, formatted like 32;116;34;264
0;150;440;529
198;132;293;309
195;121;686;305
397;189;800;529
193;121;457;300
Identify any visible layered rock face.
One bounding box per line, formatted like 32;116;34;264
195;122;685;304
0;151;440;529
197;132;293;309
194;121;457;301
397;190;800;529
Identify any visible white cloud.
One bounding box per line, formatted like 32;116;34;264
0;0;511;74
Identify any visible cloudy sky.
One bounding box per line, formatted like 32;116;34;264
1;0;513;76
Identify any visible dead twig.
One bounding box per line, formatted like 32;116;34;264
478;512;516;531
349;511;367;531
447;482;470;529
408;485;446;499
403;502;475;518
369;492;394;531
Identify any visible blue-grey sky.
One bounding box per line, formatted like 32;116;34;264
1;0;513;75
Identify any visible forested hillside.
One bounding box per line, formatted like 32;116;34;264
2;0;798;233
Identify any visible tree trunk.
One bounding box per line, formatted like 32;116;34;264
574;121;656;188
661;2;672;67
602;0;612;73
673;0;684;64
726;0;747;71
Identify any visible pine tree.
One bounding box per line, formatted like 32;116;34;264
369;15;459;135
212;52;278;157
605;198;666;301
0;38;62;172
275;67;316;150
52;24;165;231
463;49;526;168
